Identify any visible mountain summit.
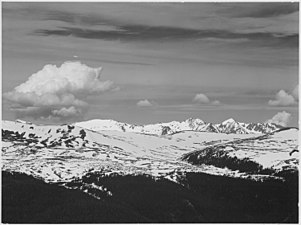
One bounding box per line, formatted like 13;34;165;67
221;118;236;125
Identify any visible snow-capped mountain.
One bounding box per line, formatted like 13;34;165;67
75;118;282;135
2;119;298;184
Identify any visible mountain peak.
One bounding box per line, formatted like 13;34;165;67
185;118;204;124
222;118;236;125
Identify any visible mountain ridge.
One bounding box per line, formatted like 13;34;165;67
74;117;283;135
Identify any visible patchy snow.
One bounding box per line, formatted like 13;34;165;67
1;120;298;184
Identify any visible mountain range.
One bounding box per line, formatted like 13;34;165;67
74;117;282;135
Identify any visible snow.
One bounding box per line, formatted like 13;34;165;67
224;129;298;170
15;119;31;124
1;142;14;148
1;120;299;184
75;117;280;135
222;118;236;125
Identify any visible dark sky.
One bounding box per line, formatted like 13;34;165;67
2;2;299;126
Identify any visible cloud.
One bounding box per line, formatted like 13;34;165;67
12;106;53;119
193;93;220;105
292;84;299;100
4;3;298;48
4;61;115;120
193;93;210;104
33;25;298;49
222;3;299;18
52;106;81;118
268;90;296;106
265;111;291;126
137;99;153;107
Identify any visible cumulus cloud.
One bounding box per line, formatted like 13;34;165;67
193;93;220;105
52;106;82;118
137;99;153;107
4;61;115;120
268;85;299;107
292;84;299;100
265;111;291;126
193;93;210;104
268;90;296;106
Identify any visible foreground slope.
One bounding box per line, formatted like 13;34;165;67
2;171;298;223
2;171;150;223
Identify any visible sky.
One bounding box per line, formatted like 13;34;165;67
2;2;299;126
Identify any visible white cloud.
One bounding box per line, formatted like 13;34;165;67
193;93;210;104
137;99;153;107
265;111;291;126
193;93;220;105
292;85;299;100
268;90;296;106
52;106;81;118
4;61;115;119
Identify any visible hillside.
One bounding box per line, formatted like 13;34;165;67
2;171;298;223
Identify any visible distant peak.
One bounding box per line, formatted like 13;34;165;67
15;119;32;124
185;118;204;123
222;118;236;124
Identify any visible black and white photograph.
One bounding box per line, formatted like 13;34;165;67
1;1;299;223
